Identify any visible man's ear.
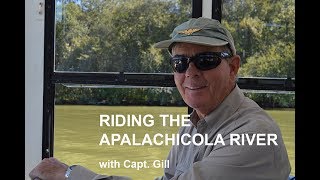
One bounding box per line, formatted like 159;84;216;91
229;55;241;78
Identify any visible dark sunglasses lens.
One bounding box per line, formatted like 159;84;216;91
170;53;225;73
171;57;188;73
195;55;221;70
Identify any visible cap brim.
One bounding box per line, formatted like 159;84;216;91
153;36;228;49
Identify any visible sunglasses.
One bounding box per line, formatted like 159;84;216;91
170;52;232;73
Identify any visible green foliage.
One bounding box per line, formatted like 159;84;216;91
55;84;95;104
244;93;295;108
239;42;294;77
55;85;185;106
223;0;295;65
54;0;295;107
55;0;190;72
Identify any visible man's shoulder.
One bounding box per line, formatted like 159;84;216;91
237;96;272;121
217;101;289;142
227;98;280;134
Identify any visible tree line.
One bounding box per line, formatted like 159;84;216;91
55;0;295;108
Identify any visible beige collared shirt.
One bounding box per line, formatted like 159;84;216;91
69;85;291;180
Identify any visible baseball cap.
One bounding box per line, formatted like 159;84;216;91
153;17;236;55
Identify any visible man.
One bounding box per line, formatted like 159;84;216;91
29;17;291;180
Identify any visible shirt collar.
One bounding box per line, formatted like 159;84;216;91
190;85;245;134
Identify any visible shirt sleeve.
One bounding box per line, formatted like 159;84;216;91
169;133;290;180
69;165;132;180
153;144;179;180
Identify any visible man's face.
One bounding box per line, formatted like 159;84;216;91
172;43;239;117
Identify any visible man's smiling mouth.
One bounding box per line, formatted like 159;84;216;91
185;85;208;90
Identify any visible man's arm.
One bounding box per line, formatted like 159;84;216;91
29;157;131;180
67;165;131;180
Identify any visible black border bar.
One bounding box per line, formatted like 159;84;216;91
43;0;55;158
192;0;202;18
212;0;222;22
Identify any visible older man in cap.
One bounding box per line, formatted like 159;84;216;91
29;17;291;180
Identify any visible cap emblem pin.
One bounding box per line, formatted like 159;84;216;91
177;28;201;35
